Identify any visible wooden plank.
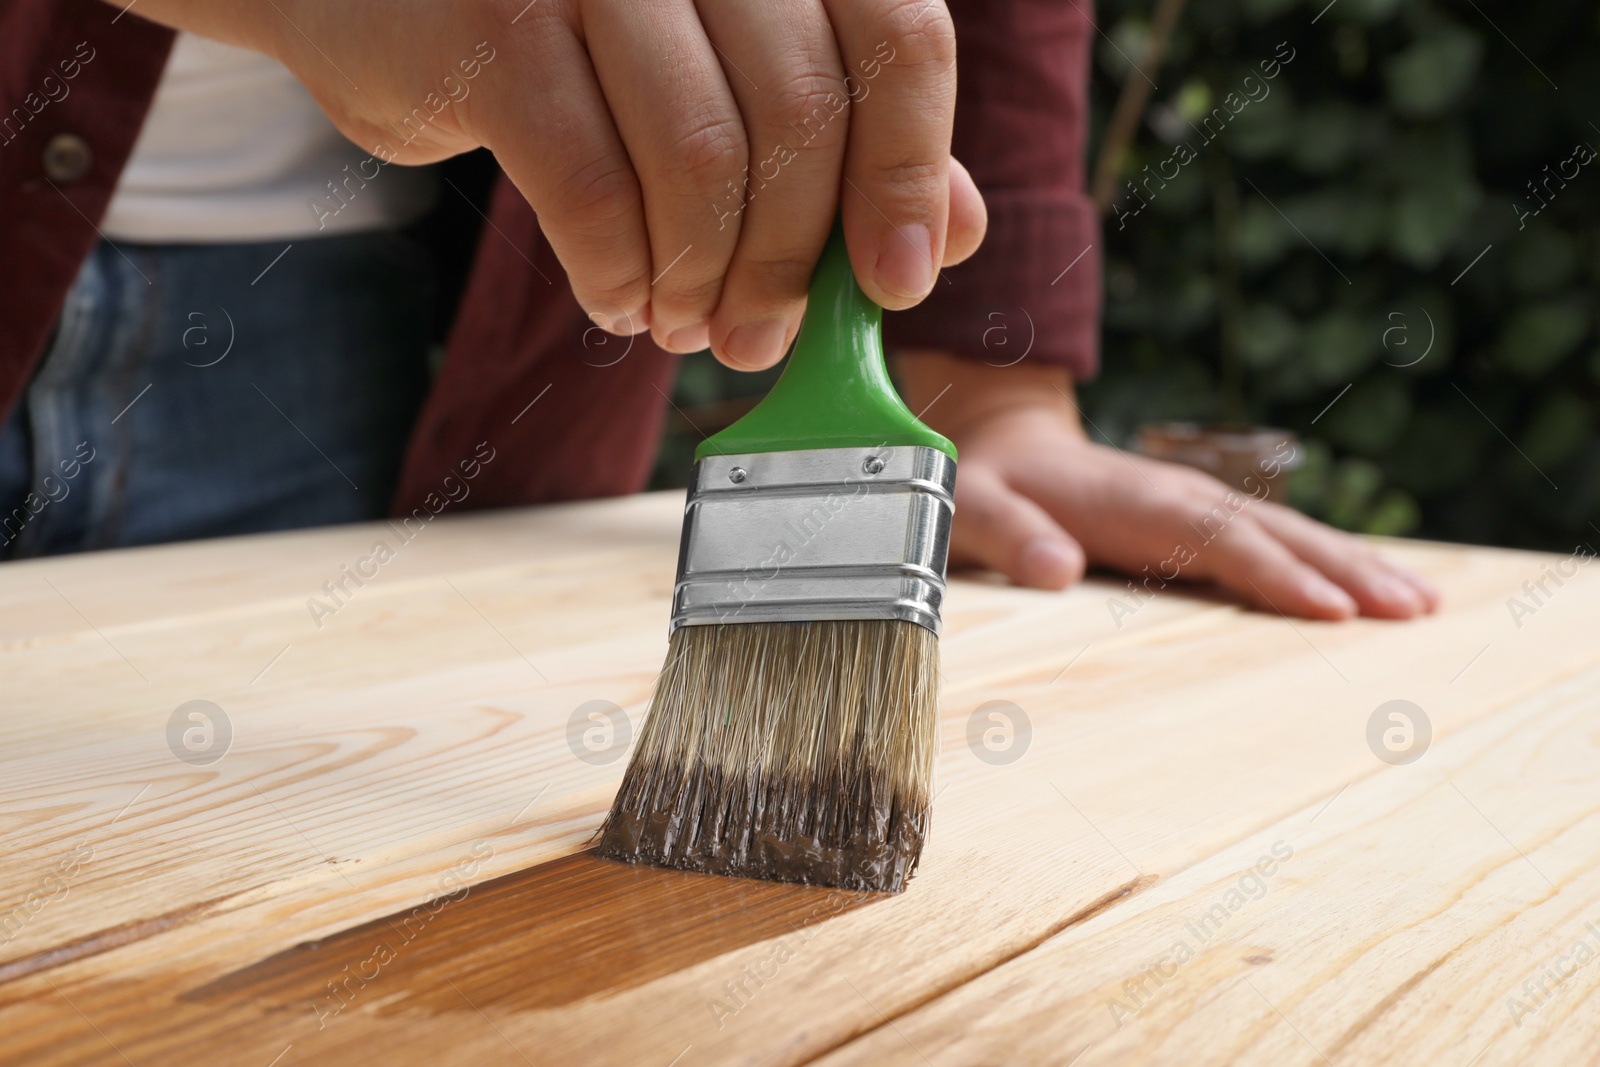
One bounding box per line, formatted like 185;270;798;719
817;663;1600;1067
1;493;1593;1065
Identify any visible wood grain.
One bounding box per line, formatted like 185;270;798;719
818;664;1600;1067
2;492;1595;1066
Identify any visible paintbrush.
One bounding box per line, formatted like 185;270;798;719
596;222;955;893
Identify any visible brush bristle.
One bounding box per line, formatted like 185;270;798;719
595;619;938;893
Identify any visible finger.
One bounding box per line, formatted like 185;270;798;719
825;0;958;310
1357;539;1442;612
697;0;850;370
583;0;748;353
1194;516;1359;620
944;155;986;266
950;468;1086;589
1396;567;1442;612
482;15;651;331
1013;461;1352;617
1251;503;1433;618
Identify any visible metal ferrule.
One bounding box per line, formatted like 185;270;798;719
670;445;956;635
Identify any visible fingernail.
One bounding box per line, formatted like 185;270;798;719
664;322;710;354
874;223;934;301
723;319;789;368
1372;576;1423;614
1403;572;1441;611
1418;580;1441;612
1305;578;1358;617
1019;538;1079;589
589;307;650;336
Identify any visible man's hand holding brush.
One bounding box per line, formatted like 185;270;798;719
121;0;986;363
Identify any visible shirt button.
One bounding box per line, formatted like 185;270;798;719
42;133;93;183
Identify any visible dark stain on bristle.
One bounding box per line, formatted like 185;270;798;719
596;620;939;893
600;760;928;891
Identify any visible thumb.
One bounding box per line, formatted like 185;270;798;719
950;469;1086;590
943;156;987;267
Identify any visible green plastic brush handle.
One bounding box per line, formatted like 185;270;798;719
695;222;957;461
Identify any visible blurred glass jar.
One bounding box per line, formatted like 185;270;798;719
1135;423;1303;496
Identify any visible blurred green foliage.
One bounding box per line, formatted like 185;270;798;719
1087;0;1600;547
658;0;1599;552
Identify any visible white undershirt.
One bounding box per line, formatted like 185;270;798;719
102;33;436;243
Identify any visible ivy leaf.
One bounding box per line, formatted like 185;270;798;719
1344;0;1407;25
1383;23;1484;118
1235;200;1295;268
1099;18;1153;82
1363;488;1422;536
1240;304;1301;369
1389;176;1481;268
1240;0;1300;22
1495;297;1591;376
1319;374;1413;456
1285;189;1386;257
1303;310;1379;384
1326;458;1385;529
1290;102;1365;174
1520;393;1595;468
1385;408;1490;494
1224;79;1296;160
1507;228;1578;293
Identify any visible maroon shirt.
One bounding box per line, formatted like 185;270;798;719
0;0;1099;515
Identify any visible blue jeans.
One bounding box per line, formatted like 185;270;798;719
0;233;433;558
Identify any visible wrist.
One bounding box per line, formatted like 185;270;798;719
891;349;1087;441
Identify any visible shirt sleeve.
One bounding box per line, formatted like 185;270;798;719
884;0;1102;380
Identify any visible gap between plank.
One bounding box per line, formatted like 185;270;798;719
0;891;246;987
804;874;1159;1065
809;652;1593;1066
